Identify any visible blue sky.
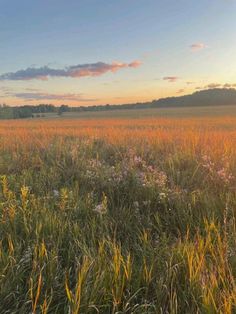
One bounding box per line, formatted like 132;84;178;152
0;0;236;105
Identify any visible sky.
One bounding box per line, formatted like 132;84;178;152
0;0;236;106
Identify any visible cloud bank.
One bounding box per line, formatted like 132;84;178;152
0;60;142;81
5;91;99;102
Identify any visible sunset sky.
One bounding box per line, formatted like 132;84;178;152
0;0;236;106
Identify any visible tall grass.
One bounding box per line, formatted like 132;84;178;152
0;117;235;313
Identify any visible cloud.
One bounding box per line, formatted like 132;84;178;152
195;83;236;90
190;43;206;52
223;83;232;88
11;92;99;102
25;87;41;92
223;83;236;88
0;60;142;81
177;89;185;94
206;83;222;89
0;86;12;92
163;76;179;83
128;60;142;68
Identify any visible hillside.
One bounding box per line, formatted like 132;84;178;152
150;88;236;108
1;88;236;119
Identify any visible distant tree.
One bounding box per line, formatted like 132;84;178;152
58;105;69;115
0;105;14;119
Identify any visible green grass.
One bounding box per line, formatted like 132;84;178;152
0;118;235;313
34;104;236;120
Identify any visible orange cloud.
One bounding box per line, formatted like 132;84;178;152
163;76;179;83
128;60;142;68
0;60;142;81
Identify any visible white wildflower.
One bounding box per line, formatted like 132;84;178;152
93;193;108;215
159;192;166;200
53;189;59;197
133;201;139;208
93;203;107;215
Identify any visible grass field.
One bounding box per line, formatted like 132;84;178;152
0;108;236;313
35;104;236;120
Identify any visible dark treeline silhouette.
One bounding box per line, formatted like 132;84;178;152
0;104;64;119
1;88;236;119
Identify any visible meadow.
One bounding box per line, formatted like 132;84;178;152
0;107;236;313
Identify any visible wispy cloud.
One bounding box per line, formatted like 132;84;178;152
128;60;142;68
0;86;12;92
0;60;142;81
177;89;185;94
223;83;236;88
195;83;236;90
10;92;99;102
190;43;206;52
206;83;221;89
163;76;179;83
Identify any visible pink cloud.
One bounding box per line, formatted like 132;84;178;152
190;43;206;52
128;60;142;68
11;92;99;102
163;76;179;83
0;60;142;81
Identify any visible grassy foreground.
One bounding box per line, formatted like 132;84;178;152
0;116;235;313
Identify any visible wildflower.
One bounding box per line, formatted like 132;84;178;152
133;201;139;208
136;171;147;186
133;201;140;214
202;154;234;185
217;168;234;184
93;193;108;215
155;171;167;188
159;192;166;200
143;200;151;206
202;155;214;173
53;189;59;197
93;203;107;215
88;159;102;168
133;156;144;166
147;165;154;172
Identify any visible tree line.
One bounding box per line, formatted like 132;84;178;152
0;104;70;119
0;88;235;119
0;102;149;119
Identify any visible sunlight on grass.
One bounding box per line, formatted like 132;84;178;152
0;117;235;313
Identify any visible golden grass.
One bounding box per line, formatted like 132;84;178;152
0;117;235;154
0;116;235;313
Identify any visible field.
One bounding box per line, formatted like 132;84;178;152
0;107;236;313
36;104;236;119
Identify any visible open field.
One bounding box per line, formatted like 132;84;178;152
0;114;236;313
34;104;236;120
